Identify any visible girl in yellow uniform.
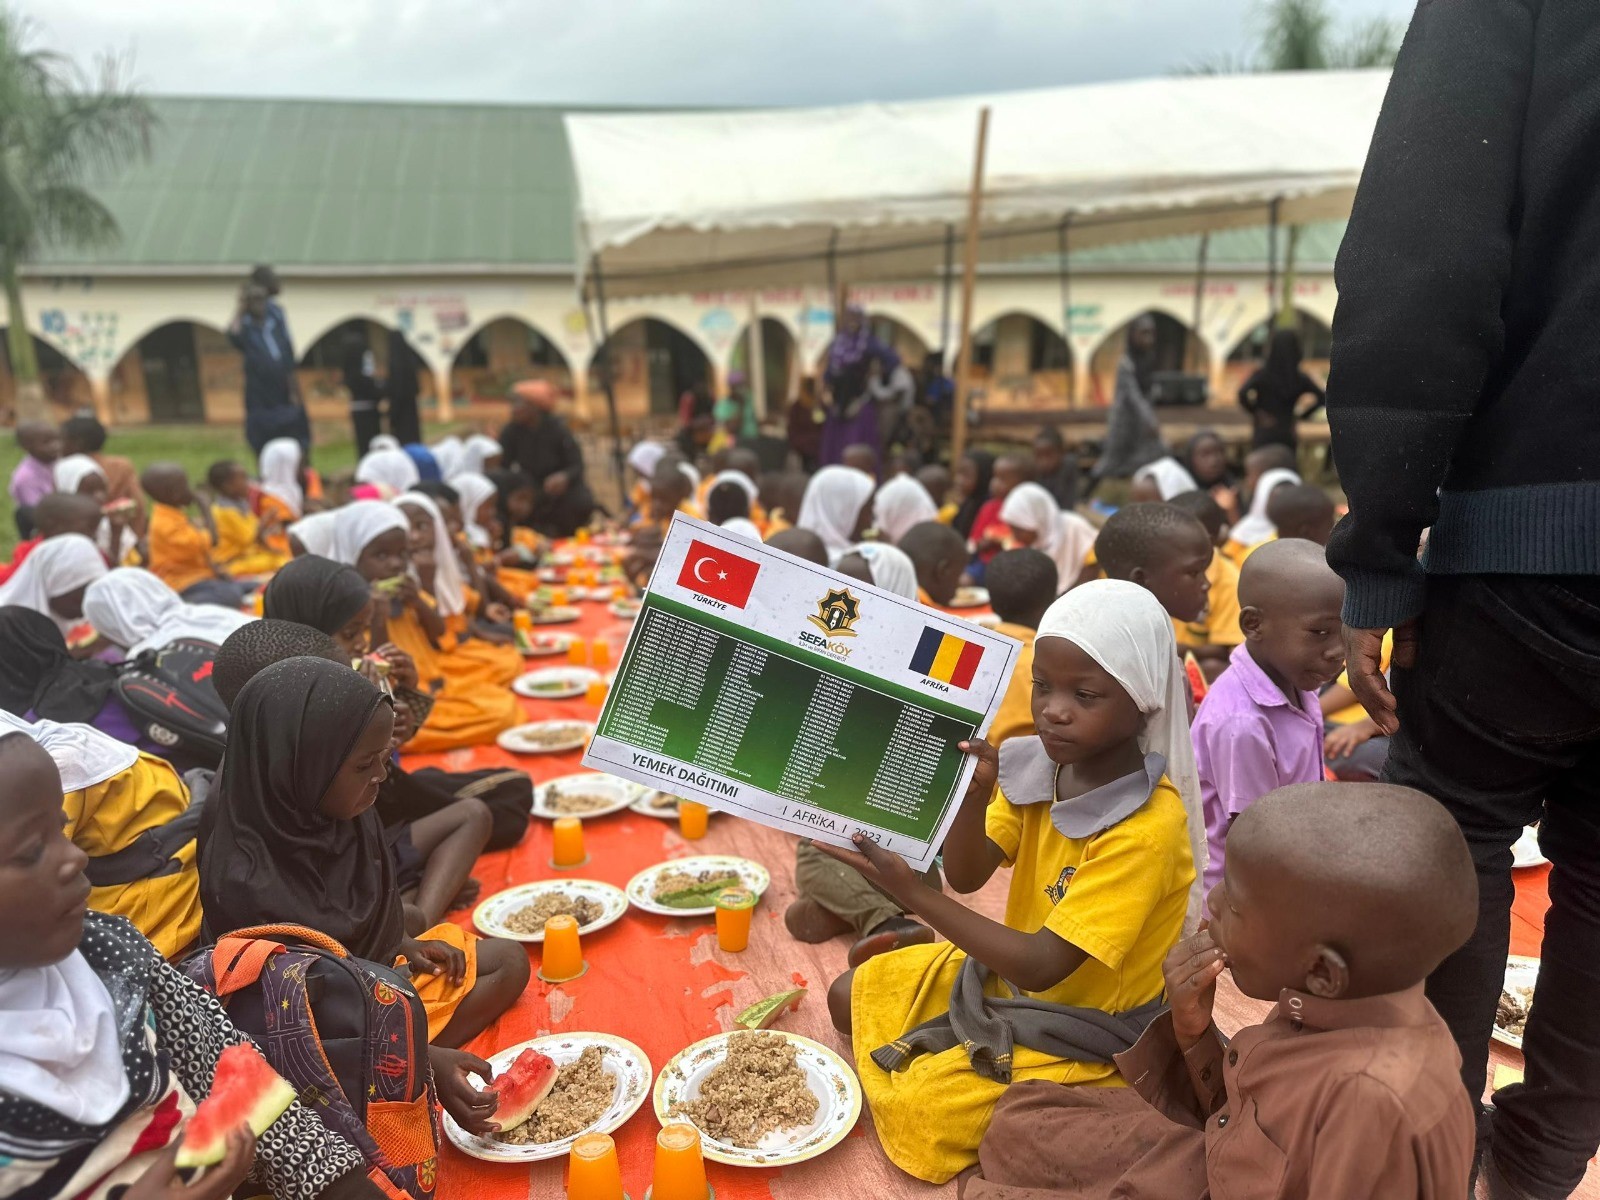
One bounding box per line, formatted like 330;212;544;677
816;580;1204;1184
206;461;289;577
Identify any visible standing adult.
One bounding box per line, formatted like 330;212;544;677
1089;315;1166;491
820;304;895;467
1329;5;1600;1195
341;327;385;457
497;381;594;537
1236;329;1325;452
386;329;423;447
228;272;308;457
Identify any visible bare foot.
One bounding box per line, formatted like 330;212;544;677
784;898;852;943
847;918;935;968
448;878;482;912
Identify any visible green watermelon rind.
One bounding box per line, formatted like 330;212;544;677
175;1044;298;1169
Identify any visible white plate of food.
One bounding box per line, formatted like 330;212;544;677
629;790;702;820
964;611;1001;629
517;630;576;657
445;1033;652;1163
533;773;638;820
626;855;770;918
513;667;599;701
609;599;642;620
473;880;629;943
1513;826;1547;869
496;721;595;756
947;586;990;610
530;605;582;626
1494;955;1539;1050
653;1030;861;1168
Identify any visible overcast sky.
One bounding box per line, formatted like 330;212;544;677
27;0;1415;107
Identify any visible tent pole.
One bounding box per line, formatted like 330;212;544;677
940;223;955;365
1056;214;1072;404
747;293;768;422
1266;198;1281;348
826;230;841;322
949;106;992;471
587;256;627;497
1191;231;1210;376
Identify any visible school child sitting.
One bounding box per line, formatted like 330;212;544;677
1191;539;1347;897
967;454;1026;577
648;460;703;530
706;478;760;540
83;568;254;658
0;731;387;1200
0;492;101;585
983;547;1058;746
835;542;919;599
395;492;521;679
916;463;956;523
8;419;60;539
206;460;289;577
1265;482;1337;546
1320;630;1394;781
53;455;138;565
60;414;143;533
795;465;876;564
962;782;1478;1199
1224;458;1301;567
898;520;967;606
198;655;528;1047
1168;489;1245;681
262;555;532;849
764;526;828;565
625;441;667;522
818;580;1205;1184
998;482;1098;594
874;474;940;543
254;436;320;558
0;532;108;637
1096;503;1214;633
142;463;250;608
758;471;809;535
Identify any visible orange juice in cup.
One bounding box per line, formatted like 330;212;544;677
590;638;610;669
677;800;709;841
551;585;569;607
649;1123;709;1200
585;678;609;708
714;886;757;952
567;638;590;667
566;1132;623;1199
539;914;585;983
550;816;586;869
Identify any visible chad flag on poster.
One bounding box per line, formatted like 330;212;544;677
910;626;985;690
676;539;761;608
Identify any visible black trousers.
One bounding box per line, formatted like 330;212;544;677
388;393;421;447
1384;574;1600;1199
351;406;383;458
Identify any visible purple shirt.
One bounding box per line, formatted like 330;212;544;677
1192;643;1324;896
8;455;54;508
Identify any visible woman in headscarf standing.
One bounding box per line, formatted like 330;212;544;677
1236;328;1326;452
820;305;896;467
1091;315;1168;491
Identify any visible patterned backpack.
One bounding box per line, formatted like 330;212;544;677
180;924;439;1199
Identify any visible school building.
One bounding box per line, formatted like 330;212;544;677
1;96;1342;436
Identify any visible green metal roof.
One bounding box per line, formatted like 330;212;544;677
32;94;1346;274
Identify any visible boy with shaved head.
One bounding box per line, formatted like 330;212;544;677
1191;538;1347;895
964;782;1478;1198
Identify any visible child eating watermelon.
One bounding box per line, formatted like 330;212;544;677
0;730;385;1200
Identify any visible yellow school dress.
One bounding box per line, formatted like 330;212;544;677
401;922;480;1042
851;771;1193;1184
256;492;298;557
442;584;521;686
383;603;521;754
1222;532;1276;569
1327;629;1395;725
65;753;201;959
1173;552;1244;651
989;622;1039;746
210;502;288;577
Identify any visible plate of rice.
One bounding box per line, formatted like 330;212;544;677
513;667;599;700
473;880;628;943
532;773;638;820
530;605;583;626
516;630;576;657
628;790;709;820
445;1033;652;1164
947;586;990;610
496;721;594;755
626;855;770;917
653;1029;860;1167
1494;955;1540;1050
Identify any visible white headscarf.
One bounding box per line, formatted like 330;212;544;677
355;448;420;494
1231;467;1302;547
1036;579;1206;932
796;466;876;563
332;500;410;568
873;474;939;543
710;470;758;501
451;472;497;550
258;437;304;517
288;511;338;559
720;517;763;541
83;568;254;656
52;454;105;496
0;709;138;792
1000;482;1098;594
679;462;702;493
430;436;464;481
627;441;668;489
395;492;466;616
1132;457;1199;502
367;435;402;453
457;434;503;477
850;541;919;600
0;534;107;633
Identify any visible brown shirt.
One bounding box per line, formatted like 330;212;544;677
96;453;146;534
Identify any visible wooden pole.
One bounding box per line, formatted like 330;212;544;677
746;294;768;422
949;106;992;469
1191;231;1210;375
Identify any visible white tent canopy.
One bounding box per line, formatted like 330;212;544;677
565;70;1390;299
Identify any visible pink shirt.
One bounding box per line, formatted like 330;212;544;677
8;455;54;508
1191;643;1324;896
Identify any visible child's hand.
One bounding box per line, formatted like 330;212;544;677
812;832;923;909
959;737;999;808
429;1046;500;1135
1324;718;1378;760
125;1128;255;1200
402;937;467;985
391;698;417;746
1163;929;1225;1052
373;643;418;689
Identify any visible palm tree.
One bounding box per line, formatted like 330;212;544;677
0;10;153;420
1186;0;1401;329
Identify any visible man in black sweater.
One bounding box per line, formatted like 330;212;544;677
497;380;595;537
1327;3;1600;1196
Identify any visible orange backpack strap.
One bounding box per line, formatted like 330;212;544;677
223;924;352;958
209;924;352;996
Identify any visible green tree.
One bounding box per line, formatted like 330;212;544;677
0;10;153;419
1187;0;1401;328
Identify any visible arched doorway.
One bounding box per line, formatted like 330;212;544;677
589;317;711;419
0;331;92;417
452;317;572;406
867;313;929;369
1223;309;1333;400
298;318;391;411
107;321;220;424
972;312;1071;409
729;317;795;417
1088;312;1209;408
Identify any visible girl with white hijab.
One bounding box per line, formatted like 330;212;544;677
451;472;499;550
429;435;465;480
330;500;410;568
998;482;1099;594
287;510;338;558
258;436;306;518
873;474;940;543
0;534;107;634
455;434;503;478
395;492;467;617
847;541;919;600
83;568;254;657
52;456;136;564
354;447;420;495
1228;466;1302;552
796;465;876;564
1130;456;1199;502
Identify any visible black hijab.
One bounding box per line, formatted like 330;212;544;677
0;606;116;723
262;555;370;635
952;450;996;539
200;656;402;961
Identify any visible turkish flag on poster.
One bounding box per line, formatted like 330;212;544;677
676;539;761;608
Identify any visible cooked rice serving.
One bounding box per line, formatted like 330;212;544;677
494;1046;615;1145
504;893;604;933
543;787;614;814
669;1031;819;1148
651;868;741;900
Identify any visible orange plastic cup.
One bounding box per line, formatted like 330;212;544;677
551;586;570;607
576;527;592;545
514;610;533;634
566;1132;624;1199
539;914;586;983
649;1123;709;1200
567;638;590;667
714;886;757;953
612;583;630;601
591;638;611;669
551;816;587;869
585;679;609;708
677;800;709;841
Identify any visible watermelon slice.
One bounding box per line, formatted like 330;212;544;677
176;1044;297;1168
487;1048;559;1130
735;987;807;1030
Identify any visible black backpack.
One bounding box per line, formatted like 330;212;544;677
114;638;229;766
